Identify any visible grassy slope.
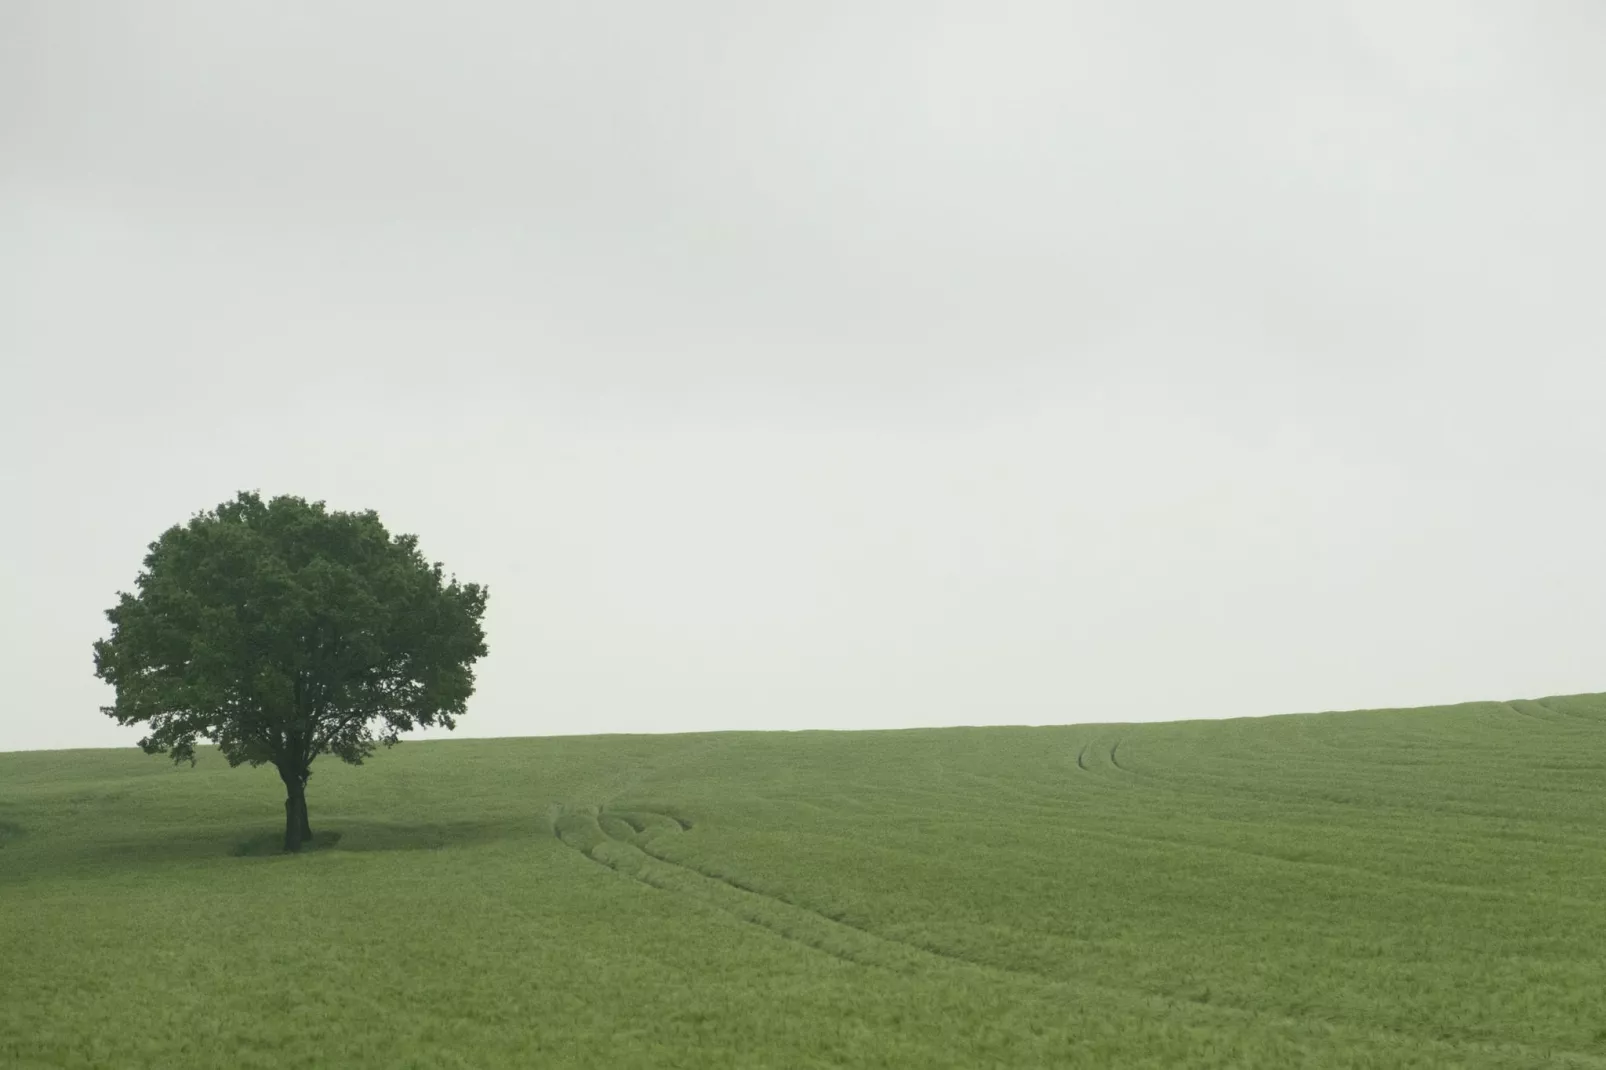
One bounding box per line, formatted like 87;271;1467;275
4;696;1606;1069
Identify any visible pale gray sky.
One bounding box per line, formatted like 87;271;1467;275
5;2;1605;752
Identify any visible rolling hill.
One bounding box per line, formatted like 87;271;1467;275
5;695;1606;1068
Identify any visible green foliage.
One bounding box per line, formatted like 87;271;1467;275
91;492;487;848
5;696;1606;1067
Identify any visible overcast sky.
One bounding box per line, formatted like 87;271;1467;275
5;2;1605;752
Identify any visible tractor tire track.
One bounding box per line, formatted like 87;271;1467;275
560;806;1167;984
555;806;969;975
551;805;1606;1069
1533;698;1606;727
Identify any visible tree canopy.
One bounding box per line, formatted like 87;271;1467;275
93;492;489;851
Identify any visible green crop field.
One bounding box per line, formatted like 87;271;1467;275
5;695;1606;1069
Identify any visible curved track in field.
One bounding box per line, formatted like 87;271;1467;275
552;805;990;976
549;792;1606;1070
546;701;1606;1066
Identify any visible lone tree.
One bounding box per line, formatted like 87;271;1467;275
93;492;489;852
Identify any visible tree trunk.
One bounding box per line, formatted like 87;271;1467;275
281;772;311;853
297;766;313;842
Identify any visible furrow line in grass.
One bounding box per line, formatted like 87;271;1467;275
978;768;1606;863
748;772;1606;910
559;806;1606;1069
1511;700;1576;725
1068;822;1606;910
1502;701;1575;728
626;806;1352;967
915;740;1606;865
554;807;943;975
1534;698;1606;727
947;768;1606;867
1062;743;1138;794
605;808;1053;981
1073;749;1606;834
821;778;1606;907
571;805;1326;1006
1101;763;1600;824
931;767;1537;856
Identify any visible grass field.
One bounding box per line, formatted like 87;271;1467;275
5;695;1606;1068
